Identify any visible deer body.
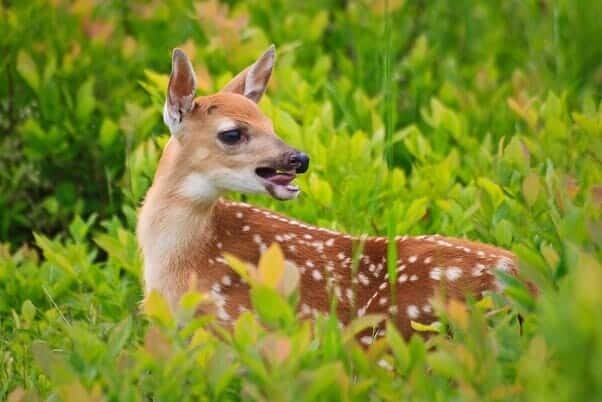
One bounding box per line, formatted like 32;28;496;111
137;46;520;341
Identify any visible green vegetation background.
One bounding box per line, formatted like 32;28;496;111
1;0;601;400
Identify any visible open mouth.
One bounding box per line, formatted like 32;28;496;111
255;167;300;200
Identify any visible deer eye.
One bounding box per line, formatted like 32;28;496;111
218;129;243;145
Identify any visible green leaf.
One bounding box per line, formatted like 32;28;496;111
494;219;513;247
107;317;132;358
309;174;333;206
94;229;140;277
477;177;505;208
405;196;429;226
21;300;36;323
207;344;239;398
99;118;119;149
428;350;459;378
250;285;295;328
522;173;541;207
76;78;96;122
16;50;39;91
233;311;262;348
386;323;409;370
34;233;75;276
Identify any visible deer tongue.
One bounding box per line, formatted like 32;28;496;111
268;173;296;186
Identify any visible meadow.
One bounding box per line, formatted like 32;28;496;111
1;0;601;400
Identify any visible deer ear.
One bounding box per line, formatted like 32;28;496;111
164;48;197;135
221;45;275;103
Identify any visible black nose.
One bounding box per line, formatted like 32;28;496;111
288;152;310;173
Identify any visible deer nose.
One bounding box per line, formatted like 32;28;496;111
288;151;310;173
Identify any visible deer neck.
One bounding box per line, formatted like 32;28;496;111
137;141;221;308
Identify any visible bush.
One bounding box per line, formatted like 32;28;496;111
1;0;601;400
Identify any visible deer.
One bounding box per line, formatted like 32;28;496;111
137;45;528;342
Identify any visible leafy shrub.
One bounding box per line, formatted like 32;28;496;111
1;0;601;400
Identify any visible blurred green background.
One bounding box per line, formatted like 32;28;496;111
1;0;601;401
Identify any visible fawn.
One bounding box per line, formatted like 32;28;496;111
137;46;524;341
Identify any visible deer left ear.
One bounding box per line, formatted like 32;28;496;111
164;48;197;135
221;45;275;103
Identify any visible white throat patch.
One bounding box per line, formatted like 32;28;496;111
179;172;220;201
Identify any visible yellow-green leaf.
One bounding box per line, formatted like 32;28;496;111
223;253;254;284
522;173;541;207
475;295;494;310
258;243;284;289
540;243;560;270
410;320;443;333
477;177;505;208
143;290;173;327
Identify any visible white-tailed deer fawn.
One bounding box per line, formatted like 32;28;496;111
137;46;527;340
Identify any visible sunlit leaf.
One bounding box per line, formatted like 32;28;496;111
142;290;173;327
410;320;443;333
258;243;285;289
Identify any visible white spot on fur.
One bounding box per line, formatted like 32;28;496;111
242;225;250;232
445;266;463;281
472;263;486;277
360;336;373;345
378;359;393;370
406;305;420;319
496;256;514;272
300;303;312;316
358;273;370;286
430;267;443;280
408;255;417;263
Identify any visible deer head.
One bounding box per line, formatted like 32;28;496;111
159;46;309;203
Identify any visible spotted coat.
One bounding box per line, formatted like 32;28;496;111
148;198;520;340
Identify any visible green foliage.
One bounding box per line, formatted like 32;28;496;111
1;0;601;401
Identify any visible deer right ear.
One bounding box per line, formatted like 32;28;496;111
164;48;197;135
221;45;275;103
